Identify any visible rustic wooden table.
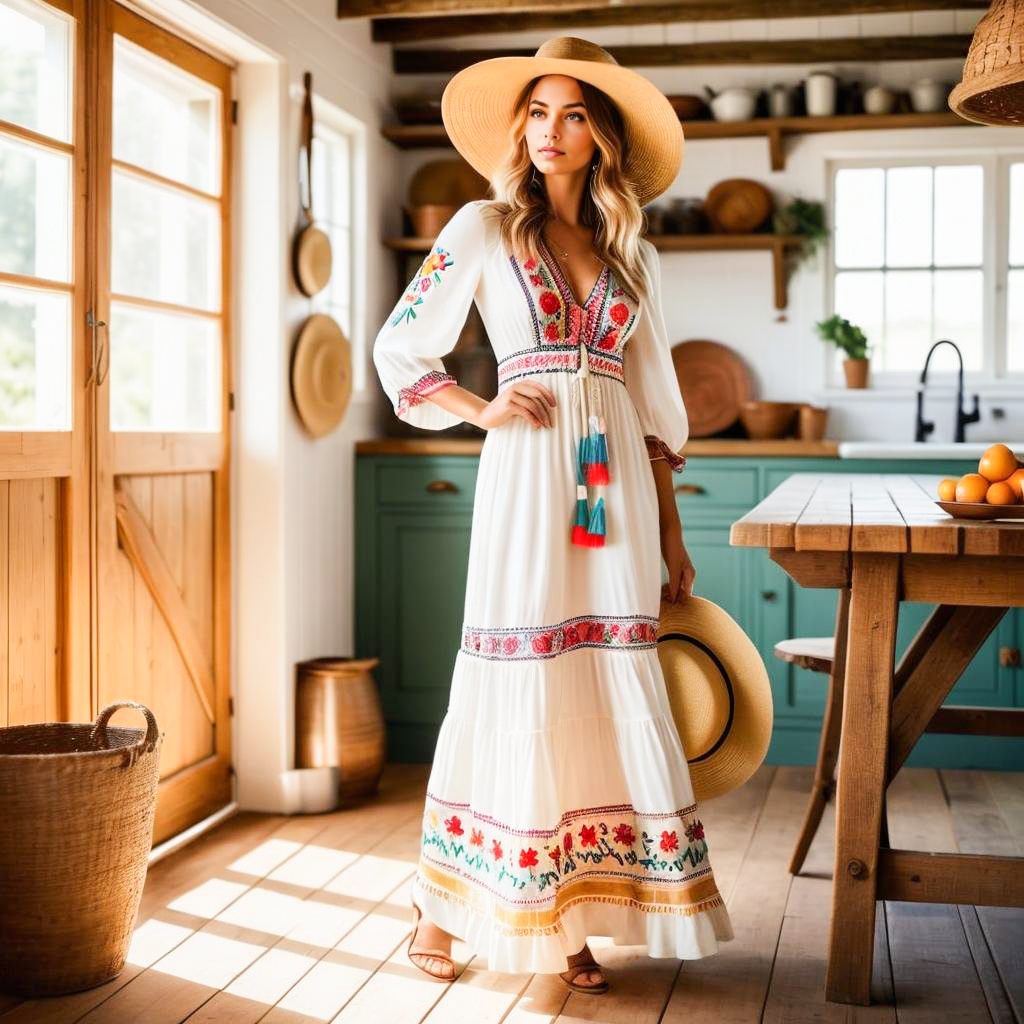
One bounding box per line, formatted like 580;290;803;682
730;472;1024;1005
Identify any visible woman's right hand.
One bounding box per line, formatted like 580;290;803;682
475;380;557;430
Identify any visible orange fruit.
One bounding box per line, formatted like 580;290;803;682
937;478;958;502
955;473;989;503
978;443;1019;482
1006;467;1024;500
987;481;1018;505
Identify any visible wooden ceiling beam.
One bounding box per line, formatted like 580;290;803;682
392;34;973;73
370;0;986;44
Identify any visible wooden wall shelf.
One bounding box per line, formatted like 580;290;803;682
382;110;975;170
385;233;804;310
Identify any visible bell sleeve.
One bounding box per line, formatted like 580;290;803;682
623;238;689;472
371;200;487;430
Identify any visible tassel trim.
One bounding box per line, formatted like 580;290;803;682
571;344;611;548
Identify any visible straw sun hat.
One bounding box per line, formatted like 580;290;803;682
656;595;774;801
440;36;684;207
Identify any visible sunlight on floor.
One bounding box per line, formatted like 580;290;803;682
324;853;415;901
150;930;268;988
267;843;360;887
125;919;196;968
228;838;305;877
166;877;251;918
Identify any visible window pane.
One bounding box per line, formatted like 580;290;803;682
834;270;883;371
112;36;220;194
834;167;884;268
1011;163;1024;268
934;165;983;267
883;270;932;371
0;0;71;142
312;132;351;228
109;304;220;431
1009;269;1023;372
933;269;983;371
111;171;220;311
886;166;932;268
0;135;71;281
0;284;69;429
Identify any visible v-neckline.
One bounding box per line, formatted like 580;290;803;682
538;235;609;311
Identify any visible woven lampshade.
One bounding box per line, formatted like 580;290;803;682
949;0;1024;126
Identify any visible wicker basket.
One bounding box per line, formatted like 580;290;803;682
0;701;163;997
949;0;1024;126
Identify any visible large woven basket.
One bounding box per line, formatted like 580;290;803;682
0;701;163;997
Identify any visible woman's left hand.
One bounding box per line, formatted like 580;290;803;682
660;520;696;603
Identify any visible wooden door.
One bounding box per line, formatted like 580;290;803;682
0;0;233;843
93;2;233;843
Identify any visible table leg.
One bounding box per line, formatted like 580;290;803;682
825;551;900;1005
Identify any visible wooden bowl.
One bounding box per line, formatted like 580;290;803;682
668;94;709;120
704;178;774;234
406;204;459;238
739;400;800;439
670;339;754;437
935;500;1024;521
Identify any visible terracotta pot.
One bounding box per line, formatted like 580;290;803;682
842;357;870;388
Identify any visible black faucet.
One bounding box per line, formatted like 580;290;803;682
914;339;981;443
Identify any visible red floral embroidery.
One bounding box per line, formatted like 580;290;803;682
543;322;560;341
548;845;561;865
491;839;503;860
613;823;636;846
470;828;484;846
580;825;597;847
519;847;539;868
595;329;619;350
685;819;705;843
445;815;463;836
609;302;630;326
539;291;560;315
563;831;573;853
660;830;679;852
523;257;537;270
463;613;659;660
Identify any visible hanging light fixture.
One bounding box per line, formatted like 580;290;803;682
949;0;1024;126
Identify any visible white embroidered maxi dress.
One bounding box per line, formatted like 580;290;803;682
372;199;734;974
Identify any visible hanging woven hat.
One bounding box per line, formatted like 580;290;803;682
656;595;773;801
948;0;1024;126
440;36;684;207
291;313;353;439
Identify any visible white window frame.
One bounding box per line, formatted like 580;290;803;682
310;94;367;393
824;148;1024;391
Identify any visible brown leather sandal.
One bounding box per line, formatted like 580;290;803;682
559;945;609;994
406;899;457;981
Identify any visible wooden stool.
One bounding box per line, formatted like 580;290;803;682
772;587;888;875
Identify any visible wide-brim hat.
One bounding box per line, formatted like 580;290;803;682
440;36;684;207
656;595;773;801
290;313;353;439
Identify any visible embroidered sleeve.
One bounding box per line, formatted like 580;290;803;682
372;200;488;430
622;239;689;473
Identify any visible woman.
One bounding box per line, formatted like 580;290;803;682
372;36;734;993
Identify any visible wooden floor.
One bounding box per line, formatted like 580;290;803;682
2;762;1022;1024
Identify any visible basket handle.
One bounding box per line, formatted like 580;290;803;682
90;701;160;753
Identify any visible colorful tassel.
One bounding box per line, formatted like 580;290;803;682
585;496;606;546
571;483;591;546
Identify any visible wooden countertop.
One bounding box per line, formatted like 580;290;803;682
355;437;841;457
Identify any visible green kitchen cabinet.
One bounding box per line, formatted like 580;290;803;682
356;452;1024;770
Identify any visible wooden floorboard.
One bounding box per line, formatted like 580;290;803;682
1;763;1021;1024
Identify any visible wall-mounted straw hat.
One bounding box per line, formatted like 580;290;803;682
949;0;1024;126
440;36;684;207
657;595;774;801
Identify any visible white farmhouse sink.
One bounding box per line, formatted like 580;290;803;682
838;441;1024;459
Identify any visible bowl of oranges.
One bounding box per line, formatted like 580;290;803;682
935;444;1024;520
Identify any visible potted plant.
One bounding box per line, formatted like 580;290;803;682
774;197;829;267
815;314;870;388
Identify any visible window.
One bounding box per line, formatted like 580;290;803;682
828;155;1022;384
0;0;74;429
310;108;365;390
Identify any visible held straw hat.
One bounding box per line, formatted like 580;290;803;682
440;36;684;207
657;595;774;801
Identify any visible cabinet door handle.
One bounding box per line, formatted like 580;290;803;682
761;590;778;602
675;483;706;495
999;645;1021;668
425;479;459;494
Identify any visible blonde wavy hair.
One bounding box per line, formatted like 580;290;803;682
486;75;651;306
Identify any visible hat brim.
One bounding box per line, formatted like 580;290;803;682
441;54;684;208
656;595;773;801
291;313;353;439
